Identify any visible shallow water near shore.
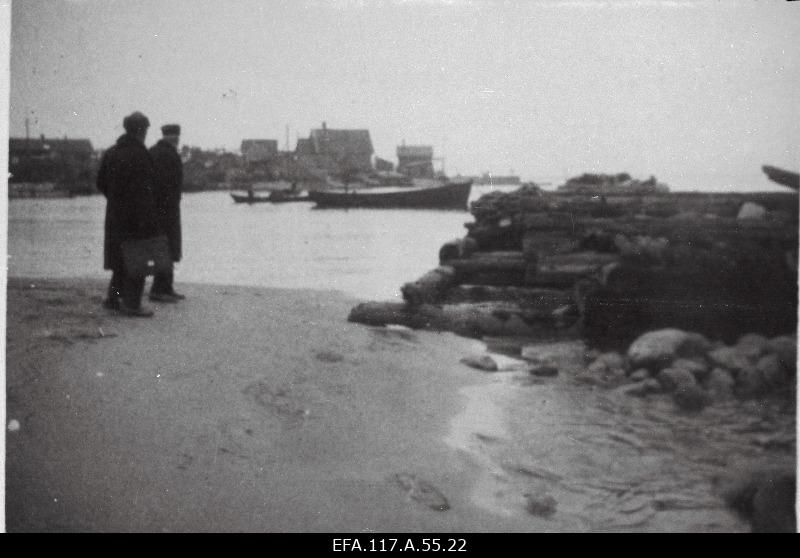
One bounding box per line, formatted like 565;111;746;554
8;189;490;301
446;347;795;532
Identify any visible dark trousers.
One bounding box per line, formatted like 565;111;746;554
109;266;146;309
151;266;174;295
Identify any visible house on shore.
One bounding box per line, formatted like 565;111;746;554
295;122;374;180
397;144;434;178
8;136;96;195
241;139;279;163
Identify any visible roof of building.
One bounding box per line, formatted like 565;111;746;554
308;127;373;156
241;139;278;151
295;138;316;155
397;145;433;158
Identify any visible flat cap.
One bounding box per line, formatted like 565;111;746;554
161;124;181;136
123;111;150;133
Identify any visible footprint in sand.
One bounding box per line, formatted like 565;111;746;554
393;473;450;512
314;349;345;363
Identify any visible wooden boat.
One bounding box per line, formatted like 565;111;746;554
762;165;799;191
308;179;472;210
265;190;312;203
231;192;271;204
230;190;311;204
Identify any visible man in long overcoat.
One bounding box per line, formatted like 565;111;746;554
148;124;185;302
97;111;159;316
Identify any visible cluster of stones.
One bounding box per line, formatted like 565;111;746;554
579;329;797;411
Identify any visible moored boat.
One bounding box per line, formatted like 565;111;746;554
308;179;472;210
231;192;271;204
231;190;312;204
762;165;799;191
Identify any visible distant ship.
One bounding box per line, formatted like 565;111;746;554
308;178;472;210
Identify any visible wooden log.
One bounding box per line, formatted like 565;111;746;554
348;300;582;340
538;252;621;268
441;284;572;310
522;231;579;258
439;303;580;339
401;266;456;306
523;252;619;288
447;252;530;287
439;237;478;264
522;212;581;232
464;223;523;251
347;301;448;330
448;252;527;273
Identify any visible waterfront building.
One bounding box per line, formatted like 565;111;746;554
396;144;434;179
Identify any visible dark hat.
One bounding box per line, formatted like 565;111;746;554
123;111;150;133
161;124;181;136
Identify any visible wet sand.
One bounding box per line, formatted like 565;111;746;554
5;277;540;532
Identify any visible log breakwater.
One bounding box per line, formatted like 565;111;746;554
349;186;798;350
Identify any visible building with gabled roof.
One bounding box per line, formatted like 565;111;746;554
240;139;279;163
295;122;374;178
397;143;434;178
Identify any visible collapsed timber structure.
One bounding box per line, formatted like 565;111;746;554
349;184;798;349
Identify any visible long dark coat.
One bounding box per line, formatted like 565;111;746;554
149;139;183;262
97;134;159;271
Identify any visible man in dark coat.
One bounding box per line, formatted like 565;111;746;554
148;124;185;302
97;111;159;316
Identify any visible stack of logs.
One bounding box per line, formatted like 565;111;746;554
349;185;798;349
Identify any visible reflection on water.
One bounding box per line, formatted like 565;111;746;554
7;188;510;300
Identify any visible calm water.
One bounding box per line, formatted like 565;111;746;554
7;186;510;301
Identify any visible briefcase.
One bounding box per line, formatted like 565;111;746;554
121;235;172;277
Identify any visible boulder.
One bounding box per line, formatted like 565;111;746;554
629;368;651;382
736;333;770;360
671;358;710;382
718;467;796;533
767;335;797;376
706;368;736;401
673;384;712;412
460;355;498;372
707;346;754;377
756;353;789;391
594;351;627;371
628;329;711;370
578;358;627;387
735;367;767;399
737;202;767;220
657;367;698;392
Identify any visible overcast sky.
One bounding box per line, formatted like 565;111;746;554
8;0;800;189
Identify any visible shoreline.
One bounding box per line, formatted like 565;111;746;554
5;276;536;532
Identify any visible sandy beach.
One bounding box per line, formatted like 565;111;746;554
5;277;545;532
6;277;796;532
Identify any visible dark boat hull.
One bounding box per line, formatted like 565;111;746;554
231;192;311;204
762;165;799;191
231;193;271;204
308;180;472;210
